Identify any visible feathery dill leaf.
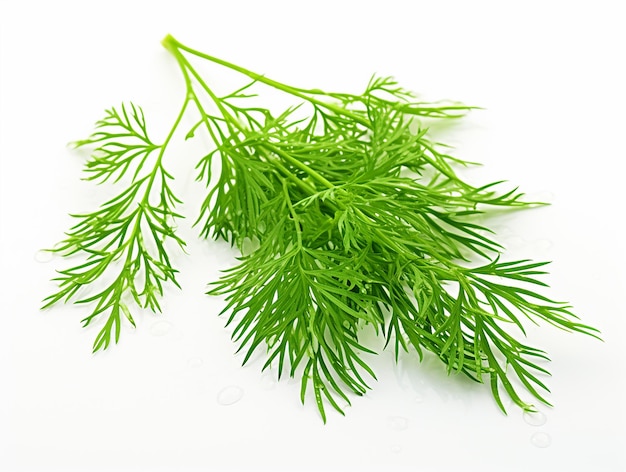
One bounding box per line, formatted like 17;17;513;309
43;103;186;352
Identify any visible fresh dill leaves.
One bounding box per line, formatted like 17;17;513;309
43;103;186;352
44;35;600;421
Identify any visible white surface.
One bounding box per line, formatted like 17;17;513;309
1;1;625;471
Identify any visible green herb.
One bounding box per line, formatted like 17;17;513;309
44;34;600;421
43;103;186;351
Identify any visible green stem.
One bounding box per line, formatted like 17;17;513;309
265;143;334;189
162;34;369;128
122;96;190;274
142;97;189;204
283;179;303;248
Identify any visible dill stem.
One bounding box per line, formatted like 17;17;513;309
162;34;369;128
142;97;189;205
122;96;190;268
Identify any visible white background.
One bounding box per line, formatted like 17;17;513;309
1;1;625;471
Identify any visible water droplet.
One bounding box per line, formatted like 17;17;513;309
414;394;425;404
188;357;203;368
217;385;244;406
388;416;409;431
530;432;552;448
241;237;260;256
390;445;402;454
260;372;277;390
150;320;172;336
34;250;54;263
523;410;547;426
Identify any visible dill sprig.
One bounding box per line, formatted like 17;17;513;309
43;103;186;352
44;35;600;421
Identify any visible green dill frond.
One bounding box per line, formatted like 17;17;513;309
44;102;186;352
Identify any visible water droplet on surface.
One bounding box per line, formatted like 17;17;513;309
390;445;402;454
150;320;172;336
241;237;260;256
414;394;425;404
260;372;277;390
523;410;547;426
388;416;409;431
217;386;244;406
34;250;54;263
188;357;203;368
530;432;552;448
